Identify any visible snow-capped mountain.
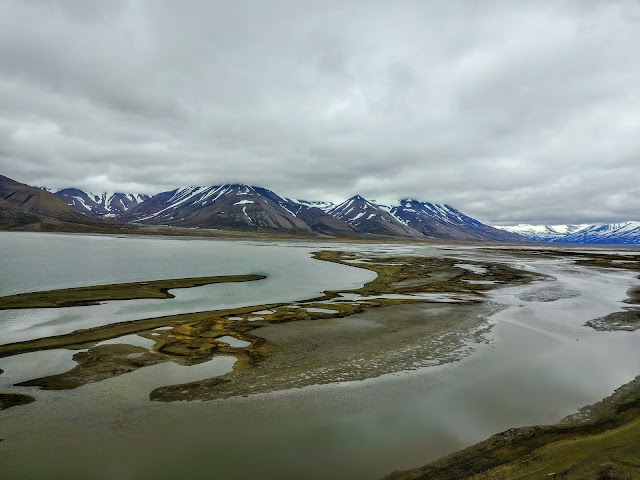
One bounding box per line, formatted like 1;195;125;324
124;184;352;235
30;178;532;241
496;224;590;242
53;188;150;217
498;223;640;244
113;185;525;240
250;188;357;236
326;195;422;237
564;222;640;244
388;199;522;242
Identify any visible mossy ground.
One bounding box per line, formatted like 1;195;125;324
0;274;265;309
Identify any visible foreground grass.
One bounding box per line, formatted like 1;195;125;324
0;274;266;310
473;411;640;479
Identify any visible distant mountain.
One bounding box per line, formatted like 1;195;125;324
52;188;150;217
2;174;531;242
124;184;337;235
387;199;523;242
498;223;640;244
1;175;85;221
250;188;357;236
0;175;123;232
325;195;422;237
496;224;590;242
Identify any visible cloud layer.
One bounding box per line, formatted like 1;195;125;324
1;0;639;225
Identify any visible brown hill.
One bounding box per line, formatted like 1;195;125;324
0;175;129;233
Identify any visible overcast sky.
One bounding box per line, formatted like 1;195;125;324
0;1;639;225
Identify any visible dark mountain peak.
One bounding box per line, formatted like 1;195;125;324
346;194;374;205
327;195;421;238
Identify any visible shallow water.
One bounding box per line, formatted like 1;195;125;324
454;262;487;275
1;235;640;479
215;335;251;348
0;232;375;344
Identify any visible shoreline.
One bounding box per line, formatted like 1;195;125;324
385;374;640;480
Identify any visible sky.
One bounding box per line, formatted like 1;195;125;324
0;0;639;226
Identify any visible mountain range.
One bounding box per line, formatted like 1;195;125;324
50;188;150;217
498;223;640;244
41;178;520;241
112;183;521;241
2;174;638;244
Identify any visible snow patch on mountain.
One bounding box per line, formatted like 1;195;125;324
53;188;150;217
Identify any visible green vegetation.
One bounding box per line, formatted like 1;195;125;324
0;274;266;310
472;412;640;479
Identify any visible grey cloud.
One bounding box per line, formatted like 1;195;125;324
0;0;639;225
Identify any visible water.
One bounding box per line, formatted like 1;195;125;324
0;232;376;343
1;233;640;479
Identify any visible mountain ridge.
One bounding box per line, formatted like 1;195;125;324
15;174;638;244
51;188;150;217
497;223;640;244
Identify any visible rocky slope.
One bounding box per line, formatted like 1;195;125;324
124;184;321;234
325;195;422;237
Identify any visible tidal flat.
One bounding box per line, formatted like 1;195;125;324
1;232;640;479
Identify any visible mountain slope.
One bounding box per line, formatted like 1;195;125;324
1;175;80;220
0;175;124;232
251;188;357;236
388;199;523;242
53;188;149;217
498;223;640;244
125;184;316;234
0;198;43;229
326;195;422;237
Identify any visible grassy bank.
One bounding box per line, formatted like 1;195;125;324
0;274;266;309
385;376;640;480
